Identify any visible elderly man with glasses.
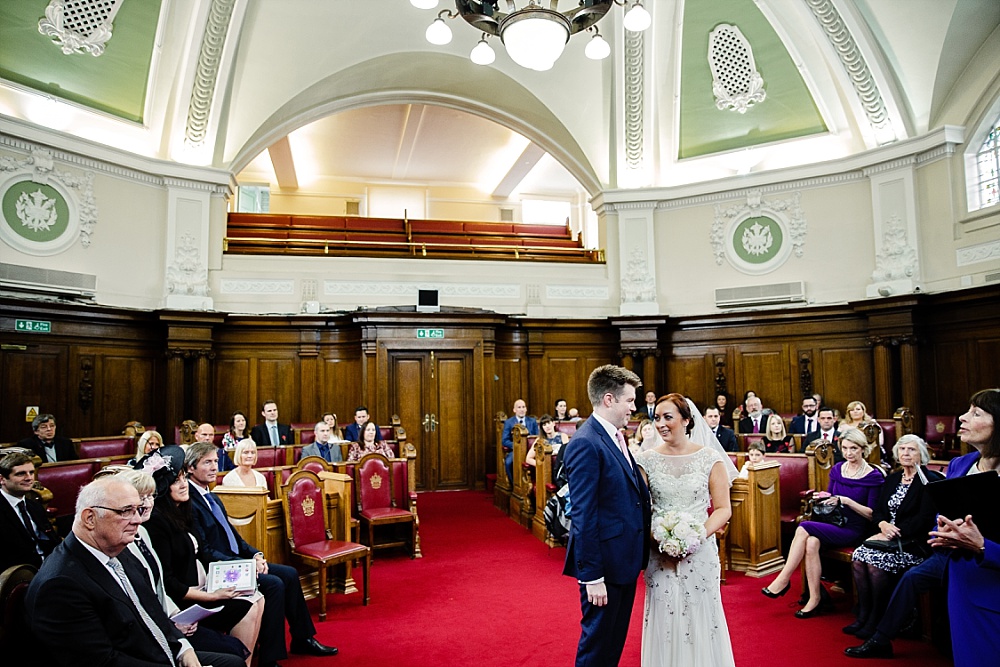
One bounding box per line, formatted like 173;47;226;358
25;476;243;667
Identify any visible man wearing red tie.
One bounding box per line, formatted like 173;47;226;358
802;406;840;456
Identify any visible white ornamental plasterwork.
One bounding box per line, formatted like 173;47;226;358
165;232;209;297
804;0;892;141
708;24;766;114
546;285;610;300
185;0;237;147
38;0;124;57
323;281;520;299
712;190;806;266
956;240;1000;267
624;29;644;169
620;247;656;304
871;214;918;282
0;148;98;247
219;279;295;295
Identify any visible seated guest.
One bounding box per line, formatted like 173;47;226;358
715;392;734;429
221;439;268;489
704;407;738;452
25;476;244;667
301;421;343;463
762;428;883;618
844;435;943;640
632;418;662;455
790;396;820;435
635;391;658;421
343;405;371;443
567;407;583;422
554;399;569;422
803;406;840;448
763;413;795;453
734;390;757;423
737;442;767;479
347;421;394;462
143;448;261;662
738;395;767;434
0;452;60;571
221;411;249;451
321;412;345;441
249;400;292;448
840;400;884;450
18;413;76;462
185;443;338;667
130;429;164;466
526;414;570;467
501;399;539;481
195;422;234;471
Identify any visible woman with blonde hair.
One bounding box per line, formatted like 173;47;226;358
762;427;884;617
130;430;163;465
841;400;884;451
762;413;794;453
221;438;267;489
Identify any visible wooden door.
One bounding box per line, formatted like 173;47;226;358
389;350;472;490
0;343;68;443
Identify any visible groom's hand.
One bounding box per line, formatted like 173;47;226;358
586;582;608;607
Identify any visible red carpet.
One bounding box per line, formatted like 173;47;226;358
286;491;952;667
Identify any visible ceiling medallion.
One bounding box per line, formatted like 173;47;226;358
414;0;650;72
38;0;125;57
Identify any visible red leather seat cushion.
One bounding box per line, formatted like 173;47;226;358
360;507;412;521
296;540;368;561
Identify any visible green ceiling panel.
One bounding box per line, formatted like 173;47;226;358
679;0;827;159
0;0;161;123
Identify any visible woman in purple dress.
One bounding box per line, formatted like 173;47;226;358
761;427;884;617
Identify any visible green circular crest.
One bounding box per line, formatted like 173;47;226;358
732;215;782;264
2;181;70;243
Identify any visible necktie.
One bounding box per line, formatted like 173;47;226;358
822;432;829;441
17;500;36;541
205;492;240;554
107;557;175;666
135;537;160;585
614;430;633;469
318;442;330;461
269;424;279;446
806;418;813;433
752;418;760;434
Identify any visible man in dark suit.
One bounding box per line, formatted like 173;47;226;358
0;452;60;571
634;391;658;421
802;406;843;462
704;407;739;452
25;476;242;667
343;405;370;443
738;396;768;435
789;396;819;435
184;442;336;667
301;421;343;462
501;399;539;481
563;365;651;667
249;400;292;448
18;413;76;462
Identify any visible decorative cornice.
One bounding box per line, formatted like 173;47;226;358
184;0;237;147
655;172;864;211
546;285;610;300
804;0;892;140
861;155;917;177
956;240;1000;267
623;30;644;170
916;143;958;166
219;278;294;295
323;281;520;298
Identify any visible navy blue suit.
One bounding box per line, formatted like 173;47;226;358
501;415;539;481
563;415;651;666
789;414;818;435
0;493;59;571
249;422;292;448
712;426;739;452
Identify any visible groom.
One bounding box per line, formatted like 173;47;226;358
563;365;652;666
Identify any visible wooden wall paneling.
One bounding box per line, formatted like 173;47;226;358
974;337;1000;397
734;346;790;414
296;325;321;423
436;353;472;488
214;358;251;425
256;357;298;423
320;357;362;426
0;343;68;443
816;346;875;415
665;350;711;407
97;354;156;434
925;340;972;418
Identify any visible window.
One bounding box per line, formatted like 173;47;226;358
521;198;571;226
236;184;270;213
967;106;1000;212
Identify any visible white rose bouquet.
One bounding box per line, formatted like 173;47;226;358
651;510;706;558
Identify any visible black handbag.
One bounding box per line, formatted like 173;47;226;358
811;498;847;527
863;537;917;553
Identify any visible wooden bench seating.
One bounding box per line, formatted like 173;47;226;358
225;213;602;263
727;460;784;577
75;436;135;459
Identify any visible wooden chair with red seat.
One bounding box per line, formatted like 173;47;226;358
0;564;36;661
280;469;370;621
354;452;416;559
296;455;333;475
924;414;958;457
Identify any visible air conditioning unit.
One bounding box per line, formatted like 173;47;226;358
0;263;96;300
715;281;805;309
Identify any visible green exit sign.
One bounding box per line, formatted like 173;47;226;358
15;319;51;333
416;328;444;339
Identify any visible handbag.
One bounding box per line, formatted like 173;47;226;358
863;537;917;553
811;498;847;527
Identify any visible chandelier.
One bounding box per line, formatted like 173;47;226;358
412;0;651;72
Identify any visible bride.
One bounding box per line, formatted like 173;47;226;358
634;393;738;666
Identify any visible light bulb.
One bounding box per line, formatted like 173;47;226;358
471;38;496;65
425;18;453;45
410;0;438;9
623;2;651;32
585;33;610;60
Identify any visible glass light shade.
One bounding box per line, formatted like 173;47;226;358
425;18;452;45
470;38;496;65
501;11;570;72
623;2;652;32
585;33;611;60
410;0;438;9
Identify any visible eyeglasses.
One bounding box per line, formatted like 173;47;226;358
92;505;149;519
139;494;156;504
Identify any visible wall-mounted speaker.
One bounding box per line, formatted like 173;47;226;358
417;289;440;313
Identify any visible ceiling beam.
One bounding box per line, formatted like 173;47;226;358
268;136;298;190
492;142;546;199
393;104;426;180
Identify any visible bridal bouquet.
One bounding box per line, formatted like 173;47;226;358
651;510;706;558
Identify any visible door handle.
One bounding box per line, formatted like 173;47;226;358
430;413;438;432
422;413;432;432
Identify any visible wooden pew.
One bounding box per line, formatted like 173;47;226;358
493;412;512;513
510;428;534;526
727;460;784;577
531;439;557;545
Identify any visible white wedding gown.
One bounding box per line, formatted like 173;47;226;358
636;447;736;667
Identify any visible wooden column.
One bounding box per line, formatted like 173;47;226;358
900;336;921;423
192;350;213;420
870;337;893;420
164;349;186;435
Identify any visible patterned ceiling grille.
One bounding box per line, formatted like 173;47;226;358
61;0;120;37
708;24;766;114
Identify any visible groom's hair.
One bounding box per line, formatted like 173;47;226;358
587;365;641;407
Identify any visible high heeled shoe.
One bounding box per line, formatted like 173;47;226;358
794;605;827;619
761;582;791;598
